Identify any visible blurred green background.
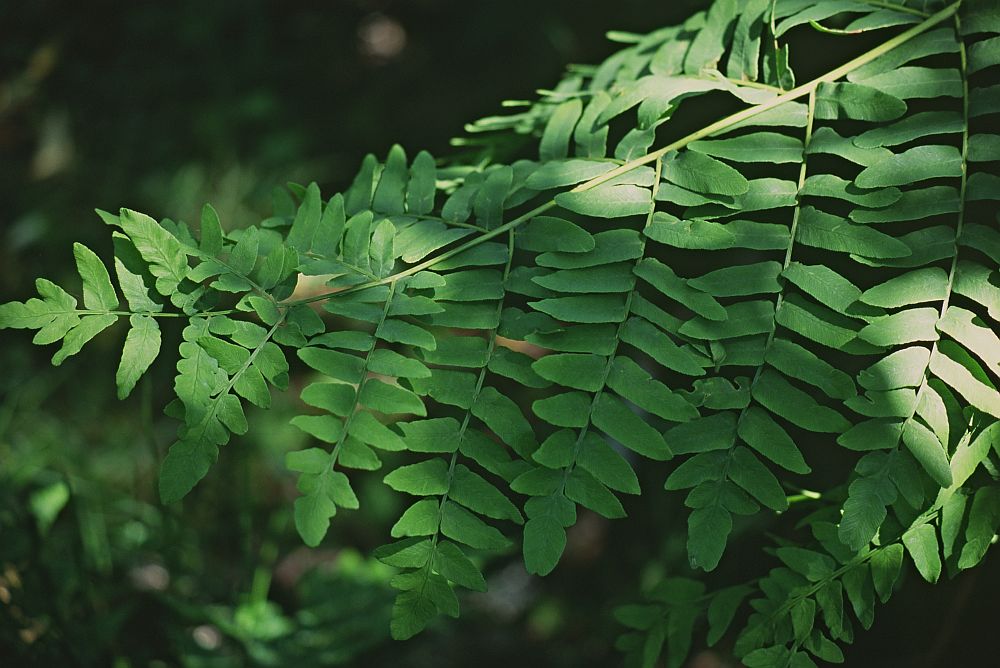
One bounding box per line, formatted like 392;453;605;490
0;1;996;666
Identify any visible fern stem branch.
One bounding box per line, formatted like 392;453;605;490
287;200;557;306
283;1;959;310
901;11;969;435
77;309;237;318
558;155;665;494
327;280;397;470
181;310;287;456
747;27;970;640
430;229;516;554
781;89;816;275
570;1;959;195
221;313;287;401
808;20;864;36
759;499;944;647
940;14;970;321
406;230;516;601
719;88;816;494
762;545;881;634
189;246;276;305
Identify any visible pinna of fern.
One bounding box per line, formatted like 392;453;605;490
1;0;999;664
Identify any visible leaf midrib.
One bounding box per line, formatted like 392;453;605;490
891;10;971;456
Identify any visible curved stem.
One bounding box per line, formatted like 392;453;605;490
78;308;238;318
282;1;960;310
809;20;863;36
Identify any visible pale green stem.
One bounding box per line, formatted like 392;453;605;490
901;11;970;433
430;228;516;549
808;20;864;36
327;281;397;469
558;154;665;494
720;88;817;487
283;1;960;310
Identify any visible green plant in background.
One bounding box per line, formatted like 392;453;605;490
2;0;999;664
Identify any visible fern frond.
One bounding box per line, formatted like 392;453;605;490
2;0;999;663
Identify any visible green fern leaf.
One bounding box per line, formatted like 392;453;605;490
5;0;1000;662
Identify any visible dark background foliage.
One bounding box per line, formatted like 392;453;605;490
0;1;995;665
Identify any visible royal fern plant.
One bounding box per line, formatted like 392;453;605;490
3;0;999;663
